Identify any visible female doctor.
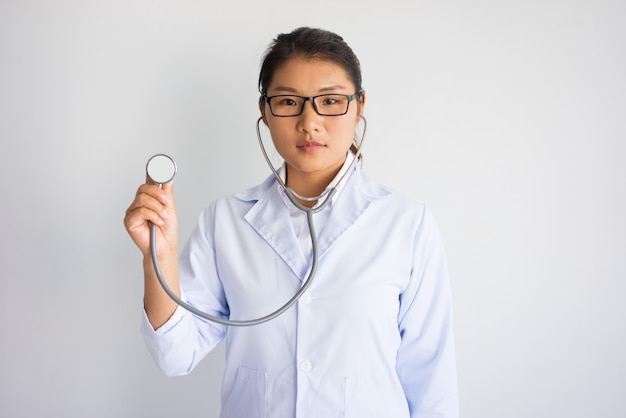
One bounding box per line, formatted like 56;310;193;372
124;27;458;418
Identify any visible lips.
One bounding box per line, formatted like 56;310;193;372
297;141;325;153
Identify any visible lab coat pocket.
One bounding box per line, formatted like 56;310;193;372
344;374;409;418
221;367;267;418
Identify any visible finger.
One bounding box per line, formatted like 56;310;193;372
160;179;174;194
136;183;171;206
144;173;158;187
143;174;175;201
125;205;165;228
128;192;170;219
144;173;175;190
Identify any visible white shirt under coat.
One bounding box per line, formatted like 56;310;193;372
140;158;459;418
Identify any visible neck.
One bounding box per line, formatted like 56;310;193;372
285;169;337;208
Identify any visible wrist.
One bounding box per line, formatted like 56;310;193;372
143;246;178;268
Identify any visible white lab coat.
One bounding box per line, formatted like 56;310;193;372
141;165;459;418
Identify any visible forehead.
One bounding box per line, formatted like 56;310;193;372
267;57;354;93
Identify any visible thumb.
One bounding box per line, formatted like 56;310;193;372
160;179;175;197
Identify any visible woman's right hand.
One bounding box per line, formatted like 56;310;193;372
124;178;178;258
125;178;181;329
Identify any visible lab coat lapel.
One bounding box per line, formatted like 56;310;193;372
315;168;382;258
242;169;388;281
244;183;309;281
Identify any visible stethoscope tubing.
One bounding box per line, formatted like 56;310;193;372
150;114;366;326
150;192;330;326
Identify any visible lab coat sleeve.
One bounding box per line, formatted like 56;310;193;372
396;206;459;418
140;205;228;376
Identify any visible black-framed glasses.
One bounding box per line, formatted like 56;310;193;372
263;93;360;117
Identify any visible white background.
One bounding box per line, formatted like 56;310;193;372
1;1;624;417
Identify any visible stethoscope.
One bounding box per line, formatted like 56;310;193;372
147;114;366;326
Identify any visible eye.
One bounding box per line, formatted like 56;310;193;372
276;97;299;106
318;95;347;107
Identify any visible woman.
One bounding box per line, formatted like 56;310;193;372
124;27;458;418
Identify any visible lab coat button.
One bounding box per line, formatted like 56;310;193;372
300;293;312;304
300;360;312;372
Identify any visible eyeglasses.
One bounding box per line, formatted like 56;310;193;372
263;93;360;117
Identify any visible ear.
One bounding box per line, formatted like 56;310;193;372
356;90;366;115
259;96;269;125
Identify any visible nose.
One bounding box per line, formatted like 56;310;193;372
296;100;323;133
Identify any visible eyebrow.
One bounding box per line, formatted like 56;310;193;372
270;85;349;94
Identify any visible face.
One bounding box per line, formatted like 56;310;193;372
260;57;365;186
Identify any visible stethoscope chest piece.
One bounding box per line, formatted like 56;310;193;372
146;154;177;185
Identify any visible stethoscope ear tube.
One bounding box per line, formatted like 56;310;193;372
255;114;367;202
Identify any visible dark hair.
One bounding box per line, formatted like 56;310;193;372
258;27;363;95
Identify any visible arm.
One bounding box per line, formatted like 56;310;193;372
396;207;459;418
132;200;227;376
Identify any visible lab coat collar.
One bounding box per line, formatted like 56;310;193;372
237;166;390;281
275;151;356;209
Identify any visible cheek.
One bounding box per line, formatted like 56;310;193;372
330;119;359;143
266;121;293;150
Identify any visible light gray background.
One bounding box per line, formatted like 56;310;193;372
1;1;624;417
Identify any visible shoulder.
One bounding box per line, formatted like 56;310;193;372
356;169;428;222
231;174;276;203
198;174;275;218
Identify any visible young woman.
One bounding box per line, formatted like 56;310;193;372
124;27;458;418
